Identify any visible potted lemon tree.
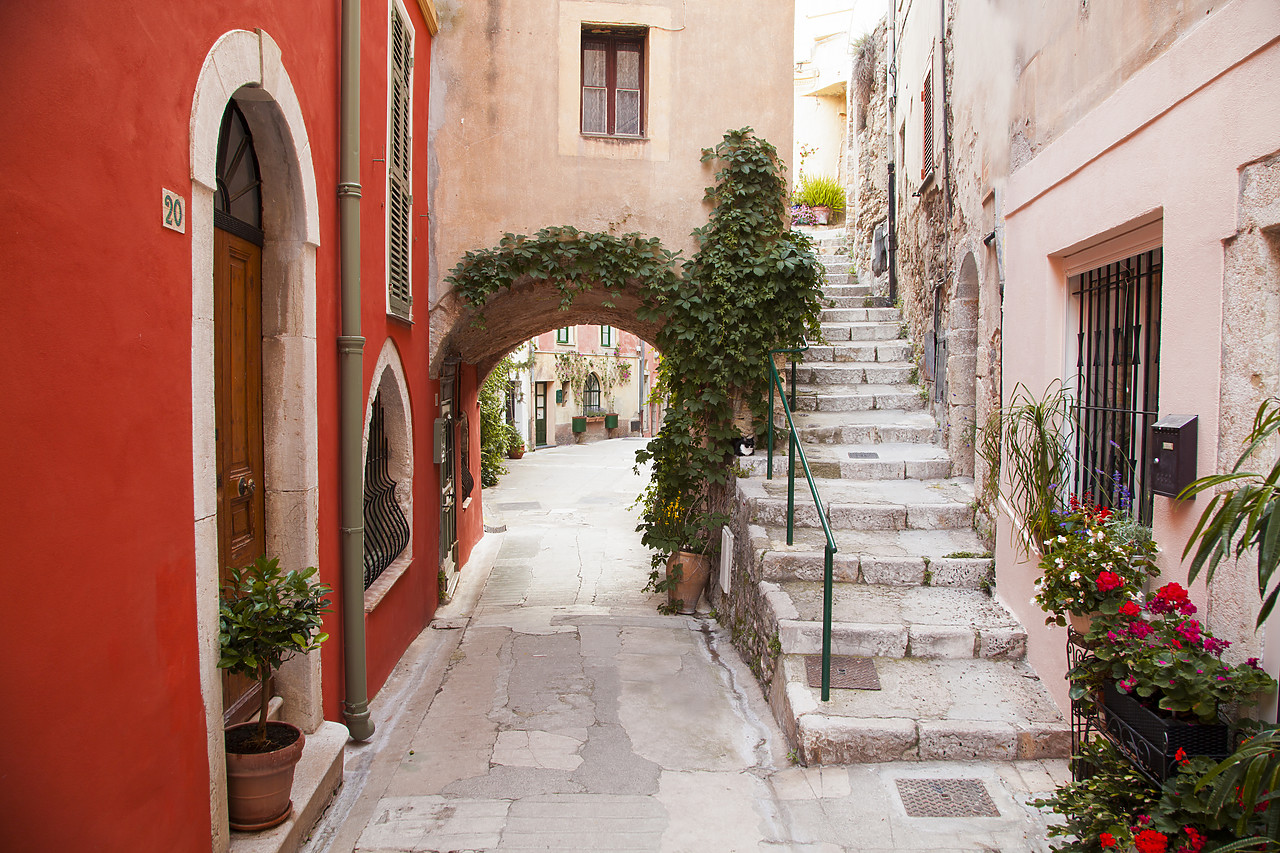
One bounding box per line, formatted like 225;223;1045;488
219;555;332;831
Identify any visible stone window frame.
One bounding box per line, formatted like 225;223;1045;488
363;340;415;613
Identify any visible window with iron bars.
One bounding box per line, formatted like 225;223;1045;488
1070;248;1162;523
363;392;411;589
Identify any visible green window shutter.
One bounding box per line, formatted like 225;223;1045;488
388;7;413;319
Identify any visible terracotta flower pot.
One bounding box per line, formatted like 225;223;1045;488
666;551;711;615
225;721;305;831
1068;611;1098;635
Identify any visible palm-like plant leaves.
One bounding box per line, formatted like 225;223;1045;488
1181;398;1280;626
1193;728;1280;846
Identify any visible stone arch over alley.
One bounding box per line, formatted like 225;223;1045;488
429;274;663;381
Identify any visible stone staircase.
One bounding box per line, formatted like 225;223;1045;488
741;229;1069;765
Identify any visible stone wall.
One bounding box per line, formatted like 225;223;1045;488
846;22;889;299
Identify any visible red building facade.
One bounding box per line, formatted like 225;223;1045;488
0;2;478;850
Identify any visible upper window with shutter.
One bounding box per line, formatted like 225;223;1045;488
581;29;645;138
920;68;935;183
387;1;415;320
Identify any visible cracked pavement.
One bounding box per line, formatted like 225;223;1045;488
302;438;1066;852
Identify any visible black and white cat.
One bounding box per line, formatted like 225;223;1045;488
731;435;756;457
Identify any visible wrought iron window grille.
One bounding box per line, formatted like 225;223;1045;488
363;393;410;589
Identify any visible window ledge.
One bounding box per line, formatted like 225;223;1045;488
388;311;414;326
580;133;649;142
364;551;413;614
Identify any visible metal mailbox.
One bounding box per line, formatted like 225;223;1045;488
1149;414;1197;498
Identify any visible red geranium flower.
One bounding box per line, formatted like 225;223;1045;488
1096;571;1122;592
1135;829;1168;853
1174;747;1188;765
1099;832;1117;848
1119;601;1141;617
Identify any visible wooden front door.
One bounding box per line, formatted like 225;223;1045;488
534;382;547;447
214;226;267;725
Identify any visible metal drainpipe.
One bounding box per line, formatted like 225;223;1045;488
338;0;375;742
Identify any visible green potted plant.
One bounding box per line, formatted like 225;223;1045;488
1074;582;1275;779
795;173;845;225
219;555;332;831
505;423;526;459
642;490;725;614
1034;495;1159;633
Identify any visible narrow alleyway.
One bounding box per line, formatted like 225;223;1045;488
302;438;1066;852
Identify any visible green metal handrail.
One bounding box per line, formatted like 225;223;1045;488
766;347;839;701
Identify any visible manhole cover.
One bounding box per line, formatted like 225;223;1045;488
804;655;880;690
496;502;541;511
848;451;880;459
895;778;1000;818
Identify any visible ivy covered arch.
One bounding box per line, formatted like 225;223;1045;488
428;226;680;380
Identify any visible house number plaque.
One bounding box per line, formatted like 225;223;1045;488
162;188;186;233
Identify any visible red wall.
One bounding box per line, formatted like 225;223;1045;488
0;2;463;849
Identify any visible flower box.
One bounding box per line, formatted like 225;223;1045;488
1099;682;1231;781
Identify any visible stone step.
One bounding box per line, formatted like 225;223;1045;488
821;260;854;275
773;655;1070;764
794;363;916;386
822;307;901;323
820;322;907;343
799;443;953;480
770;582;1025;660
823;294;878;309
784;410;939;444
742;476;975;532
821;284;872;299
793;385;926;412
821;272;853;288
800;341;913;363
751;523;992;586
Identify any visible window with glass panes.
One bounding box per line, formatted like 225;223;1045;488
600;325;615;347
584;373;602;414
556;327;572;345
581;30;644;137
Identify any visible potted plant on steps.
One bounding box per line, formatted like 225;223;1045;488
506;424;526;459
219;555;333;831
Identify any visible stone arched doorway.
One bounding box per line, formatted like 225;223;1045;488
189;29;321;848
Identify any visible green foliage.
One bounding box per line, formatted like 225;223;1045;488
444;225;683;322
1032;738;1161;852
794;173;846;212
977;381;1072;558
1034;500;1159;627
1181;397;1280;626
480;355;516;487
636;128;825;593
219;556;332;745
1191;727;1280;844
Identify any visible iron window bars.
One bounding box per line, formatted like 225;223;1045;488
363;392;410;589
1071;248;1162;524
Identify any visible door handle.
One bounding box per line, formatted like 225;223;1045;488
238;477;256;497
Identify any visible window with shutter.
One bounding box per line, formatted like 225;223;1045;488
921;69;934;182
600;325;615;348
388;3;414;319
581;29;645;137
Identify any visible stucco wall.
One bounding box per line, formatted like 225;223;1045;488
428;0;795;321
997;0;1280;712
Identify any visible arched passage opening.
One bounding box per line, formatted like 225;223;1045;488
430;272;666;382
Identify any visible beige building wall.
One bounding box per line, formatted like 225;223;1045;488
427;0;795;315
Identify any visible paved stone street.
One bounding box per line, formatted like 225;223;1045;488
303;438;1068;852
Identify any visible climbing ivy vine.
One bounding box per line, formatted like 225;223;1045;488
445;226;682;322
635;127;825;594
443;128;825;605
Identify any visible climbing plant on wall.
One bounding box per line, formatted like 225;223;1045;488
635;127;826;590
443;128;825;603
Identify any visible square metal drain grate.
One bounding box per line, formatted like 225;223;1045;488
895;778;1000;818
804;655;880;690
848;451;880;459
